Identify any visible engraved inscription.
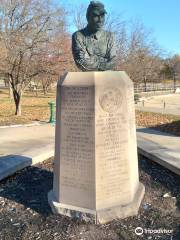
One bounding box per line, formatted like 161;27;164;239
96;92;131;205
60;87;94;194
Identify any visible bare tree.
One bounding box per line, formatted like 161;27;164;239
72;4;87;30
120;20;163;89
0;0;67;115
161;55;180;89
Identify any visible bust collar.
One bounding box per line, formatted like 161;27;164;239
85;26;103;40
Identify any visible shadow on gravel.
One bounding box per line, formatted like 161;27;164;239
152;120;180;137
0;166;53;216
139;155;180;210
137;127;178;137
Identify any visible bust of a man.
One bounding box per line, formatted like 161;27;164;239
72;1;117;71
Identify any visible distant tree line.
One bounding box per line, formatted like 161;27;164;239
0;0;180;115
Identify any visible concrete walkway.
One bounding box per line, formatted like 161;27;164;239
0;123;180;181
0;123;55;181
137;127;180;175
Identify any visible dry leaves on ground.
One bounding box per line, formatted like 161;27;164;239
136;110;180;136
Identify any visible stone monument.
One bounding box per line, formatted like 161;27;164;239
48;71;145;224
48;1;145;224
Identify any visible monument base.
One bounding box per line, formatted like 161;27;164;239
48;183;145;224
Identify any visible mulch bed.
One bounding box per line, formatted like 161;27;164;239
0;157;179;240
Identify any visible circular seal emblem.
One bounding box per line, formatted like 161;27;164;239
99;88;123;113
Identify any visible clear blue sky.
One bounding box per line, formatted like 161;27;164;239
59;0;180;55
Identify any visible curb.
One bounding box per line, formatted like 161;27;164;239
137;128;180;176
138;147;180;176
0;146;54;181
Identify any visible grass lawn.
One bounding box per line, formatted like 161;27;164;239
0;88;56;126
0;88;180;135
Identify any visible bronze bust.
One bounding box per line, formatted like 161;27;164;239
72;1;117;71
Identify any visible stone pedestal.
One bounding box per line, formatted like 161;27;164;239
48;71;145;224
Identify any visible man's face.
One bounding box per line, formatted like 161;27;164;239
88;11;105;31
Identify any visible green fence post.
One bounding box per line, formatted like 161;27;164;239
48;101;55;123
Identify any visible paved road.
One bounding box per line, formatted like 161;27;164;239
136;94;180;116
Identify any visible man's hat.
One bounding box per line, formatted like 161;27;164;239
87;1;107;16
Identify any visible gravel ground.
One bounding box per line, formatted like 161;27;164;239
0;156;179;240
